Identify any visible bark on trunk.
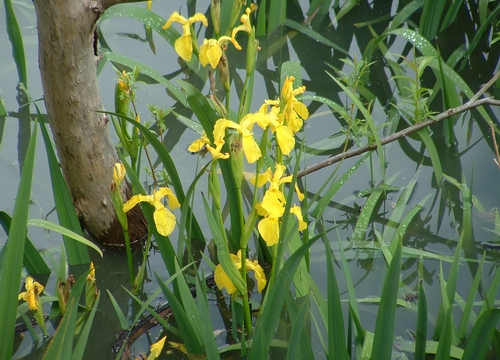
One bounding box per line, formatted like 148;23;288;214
33;0;147;245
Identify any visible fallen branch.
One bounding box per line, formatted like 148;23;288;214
298;71;500;179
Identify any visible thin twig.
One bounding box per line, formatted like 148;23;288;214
298;72;500;179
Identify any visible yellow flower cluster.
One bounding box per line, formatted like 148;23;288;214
163;7;254;69
252;164;307;246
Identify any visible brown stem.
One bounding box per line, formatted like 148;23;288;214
297;73;500;179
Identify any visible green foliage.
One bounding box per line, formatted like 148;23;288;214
3;0;500;359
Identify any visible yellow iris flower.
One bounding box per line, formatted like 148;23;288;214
257;103;295;155
123;188;180;237
162;12;208;62
199;36;241;69
281;76;309;133
252;164;306;246
18;276;44;311
213;115;262;163
214;250;266;295
187;132;230;160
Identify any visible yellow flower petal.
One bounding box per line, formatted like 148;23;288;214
214;264;237;295
155;187;181;210
295;183;305;201
123;194;152;212
245;259;267;292
147;336;167;360
241;135;261;164
275;125;295;155
162;11;186;29
154;207;176;237
258;217;280;246
188;136;209;153
261;188;285;218
199;39;222;68
174;34;193;62
290;205;307;231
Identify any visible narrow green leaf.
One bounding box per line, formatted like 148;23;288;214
103;51;186;105
312;153;369;218
0;211;50;275
0;123;36;359
195;277;221;360
459;253;485;338
285;292;314;360
327;74;386;179
248;237;320;359
284;19;349;56
155;272;203;354
71;292;101;360
3;0;27;86
418;129;443;184
435;306;453;360
414;280;428;360
268;0;286;32
371;238;402;359
43;269;91;360
201;196;245;294
27;219;102;257
106;290;129;330
462;309;500;360
39;108;90;265
324;235;349;360
419;0;446;40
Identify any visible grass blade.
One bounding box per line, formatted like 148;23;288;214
414;279;428;360
285;292;314;360
71;292;101;360
3;0;27;86
43;269;91;360
323;233;349;360
248;237;320;359
39;108;90;265
27;219;102;257
0;211;50;275
371;237;402;359
462;308;500;360
0;123;36;359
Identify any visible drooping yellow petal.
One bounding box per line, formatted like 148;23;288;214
199;39;222;68
290;205;307;231
294;101;309;121
214;264;237;295
258;217;280;246
241;134;261;163
187;13;208;27
153;207;176;237
245;259;267;292
174;34;193;61
162;11;187;29
123;194;152;212
147;336;167;360
295;183;305;201
155;187;181;210
251;168;272;187
275;125;295;155
188;136;209;153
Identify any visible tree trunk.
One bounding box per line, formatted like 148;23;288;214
33;0;146;245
